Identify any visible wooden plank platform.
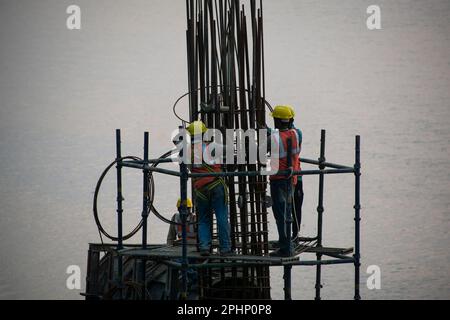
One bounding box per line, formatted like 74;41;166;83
267;240;353;256
118;245;300;264
305;246;354;255
92;242;353;257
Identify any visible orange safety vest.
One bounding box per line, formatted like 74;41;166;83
174;213;197;241
191;142;222;190
270;129;301;185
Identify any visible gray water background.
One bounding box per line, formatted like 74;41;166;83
0;0;449;299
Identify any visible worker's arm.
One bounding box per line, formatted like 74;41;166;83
296;128;303;154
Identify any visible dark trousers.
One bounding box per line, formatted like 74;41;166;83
292;179;304;238
270;179;293;254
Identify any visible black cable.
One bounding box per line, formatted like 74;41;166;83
173;85;273;123
148;150;179;225
148;150;197;227
93;151;196;242
93;156;144;241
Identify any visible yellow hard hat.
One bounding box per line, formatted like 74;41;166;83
271;105;295;120
177;198;193;208
187;121;207;136
286;105;296;117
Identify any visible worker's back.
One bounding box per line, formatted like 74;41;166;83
270;128;301;184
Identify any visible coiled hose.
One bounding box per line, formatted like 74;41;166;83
93;150;192;242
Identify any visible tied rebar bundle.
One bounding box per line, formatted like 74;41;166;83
185;0;270;299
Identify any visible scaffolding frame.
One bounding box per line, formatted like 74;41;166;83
109;128;361;300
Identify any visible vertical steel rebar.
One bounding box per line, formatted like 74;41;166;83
315;129;326;300
115;129;124;300
354;135;362;300
188;0;270;299
141;132;150;299
260;0;265;103
180;162;189;300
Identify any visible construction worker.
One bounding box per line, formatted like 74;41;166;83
166;198;198;297
166;198;197;246
268;106;302;257
186;121;233;257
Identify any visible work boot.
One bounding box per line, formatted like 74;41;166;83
200;249;210;257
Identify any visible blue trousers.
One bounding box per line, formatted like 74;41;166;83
195;183;231;253
270;179;294;254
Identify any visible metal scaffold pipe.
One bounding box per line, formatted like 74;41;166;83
140;132;150;299
180;162;189;300
92;128;361;300
284;138;293;300
115;129;124;300
315;129;326;301
354;135;362;300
